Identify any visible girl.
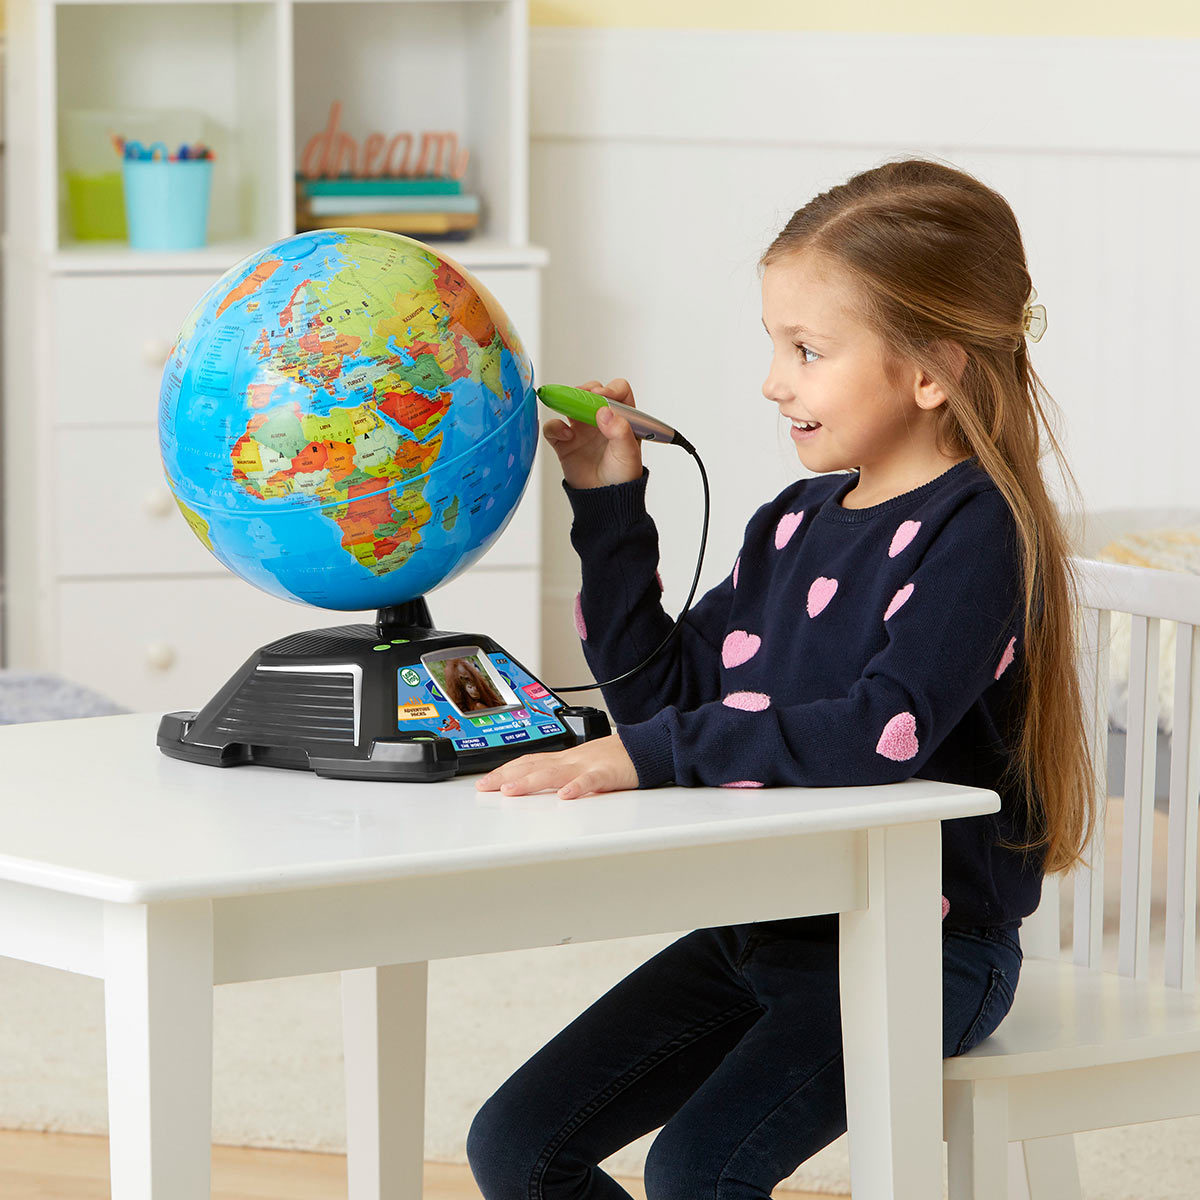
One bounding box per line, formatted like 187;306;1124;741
468;158;1097;1198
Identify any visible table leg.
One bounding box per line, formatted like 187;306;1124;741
342;962;429;1200
103;900;214;1200
840;821;943;1199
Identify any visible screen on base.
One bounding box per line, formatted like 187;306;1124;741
395;646;567;752
421;647;519;717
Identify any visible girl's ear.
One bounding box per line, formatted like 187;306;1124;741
914;340;968;410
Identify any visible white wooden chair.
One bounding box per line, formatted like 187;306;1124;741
942;556;1200;1200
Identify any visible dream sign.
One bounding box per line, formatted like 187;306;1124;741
300;101;469;180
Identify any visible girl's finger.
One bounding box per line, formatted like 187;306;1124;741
606;378;635;405
597;406;627;436
476;760;523;789
500;766;566;796
477;752;564;791
558;773;595;800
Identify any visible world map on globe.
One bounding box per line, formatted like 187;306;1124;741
159;228;538;611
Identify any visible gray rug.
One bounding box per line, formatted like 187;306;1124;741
0;670;128;725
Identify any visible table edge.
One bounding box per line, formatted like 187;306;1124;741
0;787;999;904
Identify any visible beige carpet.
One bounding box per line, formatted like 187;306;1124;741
1;797;1197;1197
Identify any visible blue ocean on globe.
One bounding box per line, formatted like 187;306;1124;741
158;228;538;611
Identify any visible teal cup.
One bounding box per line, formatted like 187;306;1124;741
122;158;213;250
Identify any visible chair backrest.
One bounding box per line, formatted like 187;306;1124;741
1020;557;1200;992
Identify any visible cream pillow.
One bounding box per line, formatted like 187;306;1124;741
1093;528;1200;735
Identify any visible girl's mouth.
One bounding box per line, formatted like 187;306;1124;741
791;419;822;441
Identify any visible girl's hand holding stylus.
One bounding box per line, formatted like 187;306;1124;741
474;734;639;800
542;378;643;489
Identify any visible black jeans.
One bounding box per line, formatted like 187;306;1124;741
466;913;1021;1200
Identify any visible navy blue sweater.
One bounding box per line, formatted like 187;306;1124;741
564;455;1047;931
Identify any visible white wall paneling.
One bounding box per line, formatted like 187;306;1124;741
529;27;1200;688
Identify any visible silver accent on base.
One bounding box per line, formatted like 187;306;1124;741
256;662;364;746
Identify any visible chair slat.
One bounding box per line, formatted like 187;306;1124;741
1074;604;1108;969
1118;614;1160;980
1032;559;1200;988
1164;622;1200;991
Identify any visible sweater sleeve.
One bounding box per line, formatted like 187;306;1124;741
616;488;1026;788
563;467;734;725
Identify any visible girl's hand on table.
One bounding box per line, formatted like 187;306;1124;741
474;734;639;800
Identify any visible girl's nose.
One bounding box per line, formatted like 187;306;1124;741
762;372;790;406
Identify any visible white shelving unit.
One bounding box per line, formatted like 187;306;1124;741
2;0;550;713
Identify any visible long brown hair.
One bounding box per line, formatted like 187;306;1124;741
759;157;1096;875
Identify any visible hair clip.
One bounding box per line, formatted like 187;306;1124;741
1022;286;1047;343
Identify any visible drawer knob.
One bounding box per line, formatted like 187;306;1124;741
144;490;174;518
143;339;174;366
145;643;176;671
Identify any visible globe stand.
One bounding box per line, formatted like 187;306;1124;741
156;597;610;782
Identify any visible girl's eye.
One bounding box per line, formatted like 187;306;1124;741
795;343;819;364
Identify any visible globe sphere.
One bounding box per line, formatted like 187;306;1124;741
158;228;538;611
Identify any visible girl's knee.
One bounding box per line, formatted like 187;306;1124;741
646;1121;786;1200
466;1091;541;1195
644;1132;725;1200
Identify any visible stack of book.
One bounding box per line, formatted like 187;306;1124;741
295;175;480;240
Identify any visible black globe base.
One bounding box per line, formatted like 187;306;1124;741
156;599;610;782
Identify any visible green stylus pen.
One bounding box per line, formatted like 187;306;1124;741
536;384;683;446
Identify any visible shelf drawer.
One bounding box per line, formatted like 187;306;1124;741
56;424;542;578
53;272;224;426
57;568;541;713
56;426;218;577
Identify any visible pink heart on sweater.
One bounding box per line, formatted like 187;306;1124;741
884;582;914;621
942;895;950;920
995;636;1016;679
733;555;741;588
876;711;919;761
807;576;838;618
888;519;921;558
722;630;762;668
723;690;771;712
573;592;587;640
775;511;805;549
721;780;764;788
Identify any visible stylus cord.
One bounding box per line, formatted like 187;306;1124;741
551;435;710;695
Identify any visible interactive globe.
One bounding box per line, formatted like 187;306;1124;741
158;228;538;611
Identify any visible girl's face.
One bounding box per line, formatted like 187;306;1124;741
760;253;957;492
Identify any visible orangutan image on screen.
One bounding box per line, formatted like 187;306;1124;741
441;655;508;713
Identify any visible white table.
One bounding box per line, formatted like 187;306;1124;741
0;712;999;1199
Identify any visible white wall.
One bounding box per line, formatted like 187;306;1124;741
532;28;1200;689
0;37;7;660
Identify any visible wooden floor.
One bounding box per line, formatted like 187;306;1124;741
0;1129;835;1199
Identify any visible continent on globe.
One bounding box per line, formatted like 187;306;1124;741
173;497;214;552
